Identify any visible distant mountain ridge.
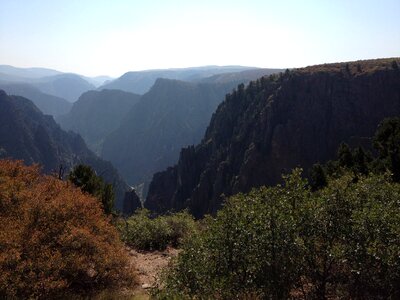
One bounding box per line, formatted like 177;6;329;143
99;66;261;94
0;82;71;116
0;90;138;212
101;69;280;193
33;73;96;102
0;65;63;78
0;65;109;102
0;65;112;87
198;68;283;84
57;89;141;154
145;58;400;217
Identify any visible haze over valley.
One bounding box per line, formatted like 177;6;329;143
1;0;399;298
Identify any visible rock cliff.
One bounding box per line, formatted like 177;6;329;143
146;59;400;217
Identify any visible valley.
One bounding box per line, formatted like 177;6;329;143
1;1;399;297
1;58;399;298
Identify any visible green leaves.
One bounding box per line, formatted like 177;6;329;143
374;117;400;182
68;164;115;215
158;170;400;299
120;209;197;251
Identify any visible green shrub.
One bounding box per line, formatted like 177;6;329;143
157;169;307;299
165;210;197;247
120;209;197;251
156;170;400;299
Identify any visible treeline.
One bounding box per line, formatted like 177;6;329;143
309;117;400;190
154;118;400;299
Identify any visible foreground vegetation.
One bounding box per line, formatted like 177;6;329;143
0;160;135;298
1;117;400;299
155;170;400;299
154;118;400;299
118;209;197;251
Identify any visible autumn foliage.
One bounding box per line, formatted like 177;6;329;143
0;160;135;298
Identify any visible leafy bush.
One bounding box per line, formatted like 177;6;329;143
156;169;400;299
165;210;198;247
120;209;197;251
0;160;136;298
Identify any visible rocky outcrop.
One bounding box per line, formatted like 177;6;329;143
146;59;400;218
122;189;142;215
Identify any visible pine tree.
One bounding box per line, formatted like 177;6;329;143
309;163;327;190
68;164;115;214
373;118;400;181
337;143;353;168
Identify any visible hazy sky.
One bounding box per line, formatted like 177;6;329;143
1;0;399;77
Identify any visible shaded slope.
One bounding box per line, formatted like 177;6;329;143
57;89;140;154
145;58;400;217
34;73;95;102
101;78;241;189
0;90;137;211
0;82;71;116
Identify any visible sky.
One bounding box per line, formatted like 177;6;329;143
0;0;399;77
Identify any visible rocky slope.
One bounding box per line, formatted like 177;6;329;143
0;90;139;213
145;58;400;217
57;89;140;154
101;78;254;192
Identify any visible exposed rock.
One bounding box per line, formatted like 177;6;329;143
102;78;240;189
123;189;142;215
146;58;400;218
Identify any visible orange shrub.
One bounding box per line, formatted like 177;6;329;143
0;160;136;298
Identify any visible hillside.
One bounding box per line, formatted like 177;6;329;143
99;66;257;94
34;73;95;102
145;58;400;217
0;82;71;116
0;64;112;89
57;89;141;154
101;78;240;191
0;90;139;212
198;68;283;84
0;65;62;79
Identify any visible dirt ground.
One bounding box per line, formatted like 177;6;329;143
127;246;180;298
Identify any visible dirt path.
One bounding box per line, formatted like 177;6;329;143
127;247;179;298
